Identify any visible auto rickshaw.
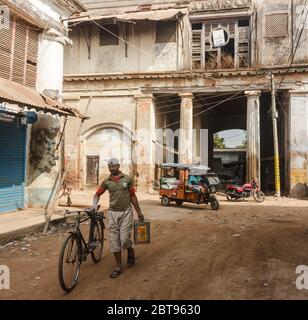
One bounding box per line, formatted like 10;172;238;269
158;163;220;210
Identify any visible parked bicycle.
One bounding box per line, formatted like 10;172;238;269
58;206;105;293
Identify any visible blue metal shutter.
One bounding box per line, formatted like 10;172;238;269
0;119;26;213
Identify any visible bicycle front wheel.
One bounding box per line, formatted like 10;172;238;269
91;220;104;263
58;233;81;293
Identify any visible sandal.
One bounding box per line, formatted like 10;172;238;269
110;268;122;278
127;248;135;267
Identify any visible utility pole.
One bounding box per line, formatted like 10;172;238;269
271;73;281;197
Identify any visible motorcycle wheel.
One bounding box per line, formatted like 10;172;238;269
226;193;238;201
253;191;265;203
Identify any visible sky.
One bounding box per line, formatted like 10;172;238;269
217;129;246;148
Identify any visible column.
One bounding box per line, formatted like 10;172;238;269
193;108;201;164
288;90;308;197
28;30;67;208
135;94;156;192
208;127;214;169
245;90;261;183
179;92;193;164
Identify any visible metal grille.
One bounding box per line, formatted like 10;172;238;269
0;118;26;213
265;13;288;38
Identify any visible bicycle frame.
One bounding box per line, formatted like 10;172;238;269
67;210;105;257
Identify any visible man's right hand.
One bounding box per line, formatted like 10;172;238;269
138;213;145;222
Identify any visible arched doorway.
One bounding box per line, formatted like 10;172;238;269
82;123;134;189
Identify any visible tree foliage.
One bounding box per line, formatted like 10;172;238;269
214;133;226;149
236;135;247;149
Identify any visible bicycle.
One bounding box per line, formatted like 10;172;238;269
58;206;105;293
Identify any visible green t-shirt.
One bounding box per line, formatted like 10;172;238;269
100;173;134;211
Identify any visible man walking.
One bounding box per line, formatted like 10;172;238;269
92;158;144;278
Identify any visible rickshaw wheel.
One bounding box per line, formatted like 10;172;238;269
161;196;171;206
175;199;183;206
210;197;220;210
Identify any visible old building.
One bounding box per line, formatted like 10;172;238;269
63;0;308;197
0;0;86;213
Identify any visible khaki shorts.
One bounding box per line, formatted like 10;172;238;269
108;206;133;253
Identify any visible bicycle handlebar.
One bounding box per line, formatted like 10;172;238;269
64;205;101;217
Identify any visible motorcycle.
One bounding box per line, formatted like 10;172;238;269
225;179;265;203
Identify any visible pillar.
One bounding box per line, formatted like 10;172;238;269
288;90;308;197
179;92;193;164
28;30;66;208
193;107;201;164
245;90;261;183
208;127;214;169
135;94;156;192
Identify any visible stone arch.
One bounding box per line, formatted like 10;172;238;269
82;122;135;142
81;123;135;188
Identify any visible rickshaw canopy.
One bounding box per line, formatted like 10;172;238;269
160;163;211;175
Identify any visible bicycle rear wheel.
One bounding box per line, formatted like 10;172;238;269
90;220;104;263
58;233;81;293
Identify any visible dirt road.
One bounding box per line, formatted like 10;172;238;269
1;195;308;300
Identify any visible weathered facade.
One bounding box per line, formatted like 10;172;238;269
0;0;86;213
63;0;308;197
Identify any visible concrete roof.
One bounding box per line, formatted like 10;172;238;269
77;0;180;11
66;7;188;23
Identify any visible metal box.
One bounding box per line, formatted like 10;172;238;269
134;220;150;245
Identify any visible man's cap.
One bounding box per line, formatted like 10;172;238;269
107;158;120;166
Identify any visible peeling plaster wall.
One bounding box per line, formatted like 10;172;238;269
254;0;292;67
289;91;308;197
254;0;308;67
64;95;136;189
28;114;61;207
291;0;308;65
65;0;308;74
64;20;185;74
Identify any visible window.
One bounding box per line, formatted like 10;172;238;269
0;16;38;87
191;18;250;70
99;24;119;46
265;13;288;38
156;21;176;43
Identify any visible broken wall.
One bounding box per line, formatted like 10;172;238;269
27;113;61;208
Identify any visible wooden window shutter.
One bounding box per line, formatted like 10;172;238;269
0;15;13;80
0;15;38;87
192;29;202;70
25;27;39;87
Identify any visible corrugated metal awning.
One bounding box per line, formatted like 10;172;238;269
0;77;87;119
65;8;188;23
